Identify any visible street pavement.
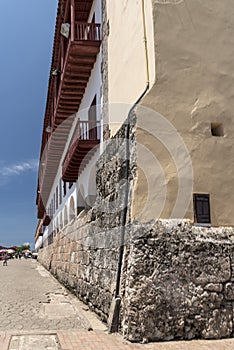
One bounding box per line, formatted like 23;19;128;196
0;258;234;349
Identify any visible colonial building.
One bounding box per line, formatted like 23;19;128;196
36;0;234;343
36;0;102;247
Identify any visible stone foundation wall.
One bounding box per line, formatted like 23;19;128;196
38;114;234;342
121;220;234;342
38;214;119;321
39;118;136;322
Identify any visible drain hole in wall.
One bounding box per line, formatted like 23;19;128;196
211;123;224;137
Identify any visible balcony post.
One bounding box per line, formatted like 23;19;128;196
77;118;81;139
70;0;75;41
61;36;64;70
53;77;57;118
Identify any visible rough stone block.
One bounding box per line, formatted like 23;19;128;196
204;283;223;292
194;257;231;284
202;309;233;339
224;283;234;300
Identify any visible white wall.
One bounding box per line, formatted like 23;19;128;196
41;0;102;239
35;236;43;251
106;0;155;135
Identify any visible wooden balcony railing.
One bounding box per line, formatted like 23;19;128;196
77;119;100;140
62;119;100;177
50;21;102;128
74;22;101;41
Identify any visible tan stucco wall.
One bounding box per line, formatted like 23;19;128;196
132;0;234;226
106;0;155;135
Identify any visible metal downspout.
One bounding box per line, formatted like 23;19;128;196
111;0;151;332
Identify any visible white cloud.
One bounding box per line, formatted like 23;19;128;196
0;159;38;177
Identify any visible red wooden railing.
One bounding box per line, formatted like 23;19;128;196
53;22;101;119
74;22;101;41
78;119;100;140
63;119;100;172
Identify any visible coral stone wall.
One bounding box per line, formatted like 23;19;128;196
38;119;136;322
121;220;234;342
38;214;118;321
38;115;234;342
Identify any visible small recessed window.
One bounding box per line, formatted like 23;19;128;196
193;193;211;225
211;123;224;137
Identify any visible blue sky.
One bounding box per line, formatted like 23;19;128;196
0;1;57;247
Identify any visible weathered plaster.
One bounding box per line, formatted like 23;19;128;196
106;0;155;135
132;0;234;226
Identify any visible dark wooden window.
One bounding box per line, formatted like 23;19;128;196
56;186;58;210
59;179;62;204
53;194;56;213
193;193;211;224
88;95;97;139
63;181;67;197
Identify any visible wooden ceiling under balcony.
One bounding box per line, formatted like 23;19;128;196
54;28;101;127
37;0;100;217
62;140;99;182
40;0;97;155
75;0;93;21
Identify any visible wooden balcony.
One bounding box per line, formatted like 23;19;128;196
43;214;51;227
62;119;100;182
52;22;101;128
37;1;101;219
37;194;45;219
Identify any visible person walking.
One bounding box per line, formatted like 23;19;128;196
3;252;8;266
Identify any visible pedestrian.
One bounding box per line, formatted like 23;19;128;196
3;252;8;266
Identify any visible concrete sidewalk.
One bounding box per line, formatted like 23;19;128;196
0;259;234;349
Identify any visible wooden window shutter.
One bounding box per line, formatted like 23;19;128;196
193;193;211;224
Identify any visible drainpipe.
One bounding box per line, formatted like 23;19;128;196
70;0;75;42
114;83;149;297
109;0;150;332
141;0;150;85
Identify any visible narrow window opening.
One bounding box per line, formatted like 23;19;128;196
63;181;67;197
56;186;58;210
88;95;97;140
59;179;62;205
211;123;224;137
193;193;211;225
53;194;56;214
